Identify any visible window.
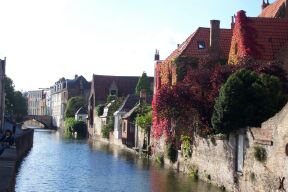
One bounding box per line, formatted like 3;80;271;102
110;90;117;96
198;41;206;49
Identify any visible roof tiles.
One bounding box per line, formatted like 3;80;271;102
259;0;285;18
246;17;288;60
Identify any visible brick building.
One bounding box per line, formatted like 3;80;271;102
87;74;153;138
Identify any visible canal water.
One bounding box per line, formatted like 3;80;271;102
15;130;221;192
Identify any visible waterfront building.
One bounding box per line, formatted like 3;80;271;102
51;75;90;128
27;90;45;115
87;74;153;139
75;107;88;121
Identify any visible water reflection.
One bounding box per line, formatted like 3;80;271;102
15;130;221;192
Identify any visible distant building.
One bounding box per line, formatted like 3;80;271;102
51;75;90;128
0;58;5;131
75;107;88;121
27;90;45;115
87;74;154;138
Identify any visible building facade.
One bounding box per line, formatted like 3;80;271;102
27;90;45;115
51;75;90;128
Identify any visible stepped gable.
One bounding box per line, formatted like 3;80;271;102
259;0;286;18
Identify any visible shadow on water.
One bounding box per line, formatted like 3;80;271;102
89;140;221;192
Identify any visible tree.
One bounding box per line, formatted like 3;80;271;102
13;91;28;122
135;72;151;95
4;76;28;122
212;69;287;134
64;97;85;118
4;76;15;115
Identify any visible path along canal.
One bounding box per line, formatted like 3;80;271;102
15;130;221;192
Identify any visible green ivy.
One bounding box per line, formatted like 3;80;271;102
172;56;199;81
181;135;192;159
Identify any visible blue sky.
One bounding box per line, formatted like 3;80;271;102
0;0;263;91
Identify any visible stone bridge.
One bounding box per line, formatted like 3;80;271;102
22;115;55;129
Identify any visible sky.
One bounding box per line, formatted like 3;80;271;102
0;0;263;91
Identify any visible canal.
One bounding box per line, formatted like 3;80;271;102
15;130;221;192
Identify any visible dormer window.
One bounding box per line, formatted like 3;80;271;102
109;81;118;96
110;89;117;96
198;41;206;49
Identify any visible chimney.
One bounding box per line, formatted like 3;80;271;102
140;89;147;104
210;20;220;53
231;16;235;29
75;74;78;79
154;49;160;61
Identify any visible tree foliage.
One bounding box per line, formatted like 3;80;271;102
13;91;28;122
135;72;151;96
212;69;287;134
4;76;28;122
136;110;152;133
65;97;85;118
64;117;87;138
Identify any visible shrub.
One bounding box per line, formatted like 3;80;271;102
181;135;191;159
101;118;114;139
136;110;152;133
95;104;105;116
188;168;198;180
64;118;77;137
155;153;164;166
64;118;87;138
254;146;267;162
212;69;287;134
166;143;178;163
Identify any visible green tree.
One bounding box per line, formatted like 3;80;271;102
4;76;15;115
64;97;85;118
135;72;151;96
4;77;28;122
13;91;28;122
212;69;287;134
101;96;125;138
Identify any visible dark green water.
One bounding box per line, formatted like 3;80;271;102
15;130;221;192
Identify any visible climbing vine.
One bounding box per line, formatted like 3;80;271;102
228;10;261;64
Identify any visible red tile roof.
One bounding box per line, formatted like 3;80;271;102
91;74;154;104
245;17;288;60
163;27;232;63
259;0;285;18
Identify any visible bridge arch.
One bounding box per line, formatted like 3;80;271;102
22;115;54;129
